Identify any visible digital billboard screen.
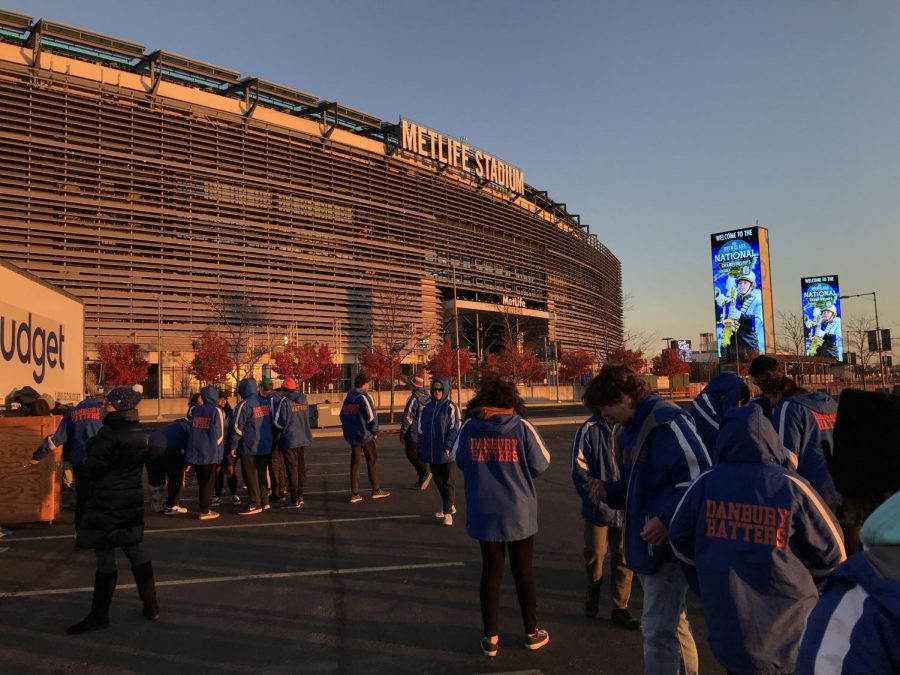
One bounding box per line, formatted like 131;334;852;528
801;275;842;362
710;227;773;361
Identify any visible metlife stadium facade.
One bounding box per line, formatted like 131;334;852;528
0;11;623;381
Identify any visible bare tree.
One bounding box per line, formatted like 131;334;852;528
777;311;808;383
205;292;275;384
844;314;877;388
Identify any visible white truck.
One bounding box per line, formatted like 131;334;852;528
0;259;84;406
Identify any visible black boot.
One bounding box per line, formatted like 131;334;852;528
67;570;116;635
132;561;160;620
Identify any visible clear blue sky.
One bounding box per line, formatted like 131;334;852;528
10;0;900;350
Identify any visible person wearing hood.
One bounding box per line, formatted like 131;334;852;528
30;392;105;530
260;377;287;504
796;490;900;674
572;374;641;631
773;387;840;509
669;406;847;675
67;386;160;635
273;377;312;509
589;364;711;675
228;377;274;515
417;378;460;525
186;385;226;521
340;373;390;503
401;373;432;490
453;373;551;657
213;393;240;507
688;371;750;461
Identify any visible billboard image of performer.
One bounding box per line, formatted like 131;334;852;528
715;270;764;360
801;277;843;362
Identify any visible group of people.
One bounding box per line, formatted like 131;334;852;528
19;357;900;673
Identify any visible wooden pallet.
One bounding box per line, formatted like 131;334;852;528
0;416;62;524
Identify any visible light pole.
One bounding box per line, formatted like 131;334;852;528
661;338;674;353
840;291;886;388
450;262;463;406
157;294;163;420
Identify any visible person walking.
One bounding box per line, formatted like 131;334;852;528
185;385;226;520
669;406;846;675
416;378;460;525
401;373;432;489
588;365;711;675
67;386;160;635
688;371;749;462
228;377;274;515
273;377;312;509
572;375;640;630
454;373;552;657
339;373;390;503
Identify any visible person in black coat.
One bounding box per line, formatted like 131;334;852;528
68;386;161;635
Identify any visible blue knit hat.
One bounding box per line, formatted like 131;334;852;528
106;386;142;411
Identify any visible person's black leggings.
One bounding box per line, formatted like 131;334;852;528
431;462;455;514
479;536;537;637
95;543;149;573
215;459;238;498
164;452;185;508
282;446;307;502
195;464;217;513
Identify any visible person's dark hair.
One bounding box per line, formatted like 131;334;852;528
582;365;649;410
466;373;526;416
187;392;202;411
748;355;781;379
353;373;368;389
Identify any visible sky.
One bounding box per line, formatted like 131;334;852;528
9;0;900;351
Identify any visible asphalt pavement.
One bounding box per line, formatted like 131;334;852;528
0;421;719;674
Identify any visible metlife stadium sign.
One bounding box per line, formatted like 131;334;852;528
801;275;843;362
710;226;775;361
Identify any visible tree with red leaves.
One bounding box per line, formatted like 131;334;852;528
426;341;473;383
189;331;235;385
480;341;546;384
97;341;150;388
272;342;319;382
652;348;691;377
309;343;339;391
559;348;595;382
358;344;398;388
605;347;647;373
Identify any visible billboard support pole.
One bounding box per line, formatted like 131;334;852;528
840;291;886;389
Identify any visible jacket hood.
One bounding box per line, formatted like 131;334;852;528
716;406;788;465
783;391;836;413
473;412;521;436
861;491;900;547
698;373;749;415
200;385;219;403
237;378;258;399
431;378;451;405
412;387;430;406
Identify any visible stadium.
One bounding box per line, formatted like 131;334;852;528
0;11;623;392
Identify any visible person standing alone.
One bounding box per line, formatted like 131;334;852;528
340;373;390;503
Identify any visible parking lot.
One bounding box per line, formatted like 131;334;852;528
0;422;718;674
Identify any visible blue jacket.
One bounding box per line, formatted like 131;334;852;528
185;385;225;465
454;412;551;542
797;490;900;675
571;413;624;527
274;390;313;449
339;388;379;445
748;394;774;419
228;378;274;456
148;417;190;458
602;395;711;575
32;397;104;466
773;392;840;505
669;406;847;675
689;373;749;461
401;387;430;441
416;379;461;465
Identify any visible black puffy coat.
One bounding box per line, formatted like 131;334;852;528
76;409;151;550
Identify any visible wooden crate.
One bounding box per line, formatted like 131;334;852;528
0;416;62;524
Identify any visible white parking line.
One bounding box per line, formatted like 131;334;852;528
0;561;466;598
7;514;420;543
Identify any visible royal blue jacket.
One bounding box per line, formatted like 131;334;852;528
274;390;313;449
669;406;846;675
416;379;461;465
748;394;774;419
148;417;190;458
32;397;104;466
228;378;273;456
571;413;623;527
401;387;430;442
689;372;749;461
185;385;225;465
773;392;840;505
454;412;551;542
602;395;711;575
339;388;379;446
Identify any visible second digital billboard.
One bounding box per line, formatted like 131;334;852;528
801;275;843;362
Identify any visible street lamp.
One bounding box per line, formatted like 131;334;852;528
450;262;463;406
839;291;886;388
661;337;674;353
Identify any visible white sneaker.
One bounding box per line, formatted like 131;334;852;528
198;511;220;521
165;505;187;515
442;513;453;526
434;506;457;518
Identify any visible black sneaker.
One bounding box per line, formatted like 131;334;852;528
480;637;499;657
524;628;549;651
371;488;391;499
238;506;263;516
611;608;641;630
349;494;363;504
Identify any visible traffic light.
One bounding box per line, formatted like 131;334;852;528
868;330;880;353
